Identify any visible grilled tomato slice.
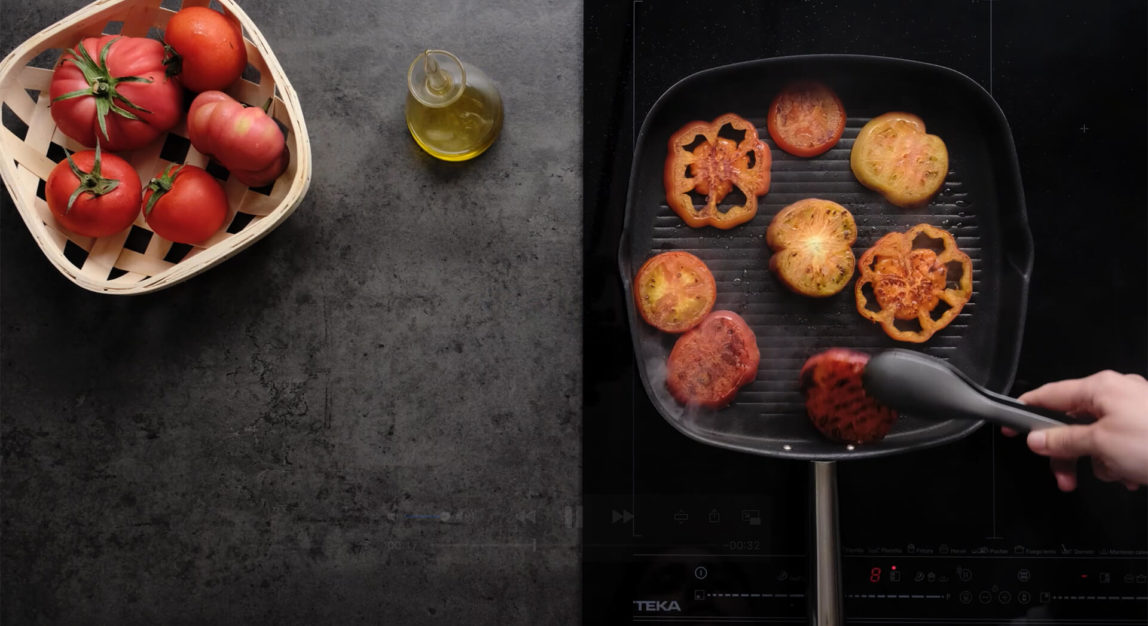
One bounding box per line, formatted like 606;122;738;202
666;310;760;409
634;251;717;333
767;81;846;158
800;348;898;445
766;198;857;297
850;112;948;208
664;113;772;230
854;223;973;343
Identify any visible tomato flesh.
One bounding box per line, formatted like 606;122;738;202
854;223;973;343
634;251;716;333
767;81;846;158
766;198;857;297
850;112;948;208
800;348;898;444
664;113;772;230
666;310;759;409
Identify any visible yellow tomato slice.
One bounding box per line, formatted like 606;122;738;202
850;112;948;208
634;251;717;333
766;198;857;297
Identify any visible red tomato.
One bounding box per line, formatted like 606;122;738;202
800;348;898;444
163;6;247;93
45;145;141;238
187;91;288;187
49;36;183;151
766;81;846;158
634;251;716;333
142;165;229;244
666;310;760;409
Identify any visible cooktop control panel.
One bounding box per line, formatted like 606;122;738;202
619;550;1148;622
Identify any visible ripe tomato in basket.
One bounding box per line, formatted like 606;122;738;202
49;35;182;151
45;144;141;238
163;6;248;93
142;165;228;245
187;90;288;187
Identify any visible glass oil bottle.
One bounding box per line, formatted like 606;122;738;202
405;49;503;161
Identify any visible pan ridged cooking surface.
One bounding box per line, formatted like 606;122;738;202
619;56;1032;461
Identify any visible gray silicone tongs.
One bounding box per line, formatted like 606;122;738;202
862;349;1073;432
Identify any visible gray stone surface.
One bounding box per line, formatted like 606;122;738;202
0;1;582;623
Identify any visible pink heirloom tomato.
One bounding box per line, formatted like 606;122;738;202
187;90;288;187
49;36;182;151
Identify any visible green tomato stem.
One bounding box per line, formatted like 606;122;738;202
63;141;121;214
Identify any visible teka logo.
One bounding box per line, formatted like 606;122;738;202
633;600;682;612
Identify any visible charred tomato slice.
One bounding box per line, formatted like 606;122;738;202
800;348;898;445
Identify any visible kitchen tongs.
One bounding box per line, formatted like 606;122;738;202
863;349;1074;432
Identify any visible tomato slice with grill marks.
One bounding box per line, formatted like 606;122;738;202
854;223;973;343
767;81;846;158
664;113;772;230
666;310;760;409
634;251;717;333
800;348;899;445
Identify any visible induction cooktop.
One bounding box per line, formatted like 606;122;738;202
582;1;1148;623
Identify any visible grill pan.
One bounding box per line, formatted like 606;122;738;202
617;55;1033;625
619;55;1033;460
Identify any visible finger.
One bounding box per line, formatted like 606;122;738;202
1027;426;1097;459
1018;376;1103;415
1092;458;1118;483
1051;457;1078;492
1018;371;1124;417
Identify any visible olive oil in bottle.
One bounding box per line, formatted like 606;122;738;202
405;50;503;162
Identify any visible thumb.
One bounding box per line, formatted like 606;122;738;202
1028;426;1097;459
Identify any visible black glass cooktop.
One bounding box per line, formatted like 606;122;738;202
583;1;1148;623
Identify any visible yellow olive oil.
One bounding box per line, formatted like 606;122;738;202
405;87;503;161
405;50;503;162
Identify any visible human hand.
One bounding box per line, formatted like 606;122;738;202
1006;371;1148;492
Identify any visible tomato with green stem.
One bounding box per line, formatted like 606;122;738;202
142;165;229;245
49;35;182;151
45;143;142;238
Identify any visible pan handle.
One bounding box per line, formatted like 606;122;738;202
810;461;843;626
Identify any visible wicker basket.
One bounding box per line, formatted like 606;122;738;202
0;0;312;294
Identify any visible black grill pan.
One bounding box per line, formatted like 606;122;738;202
618;55;1033;461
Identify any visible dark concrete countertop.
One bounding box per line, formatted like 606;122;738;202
0;2;581;623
